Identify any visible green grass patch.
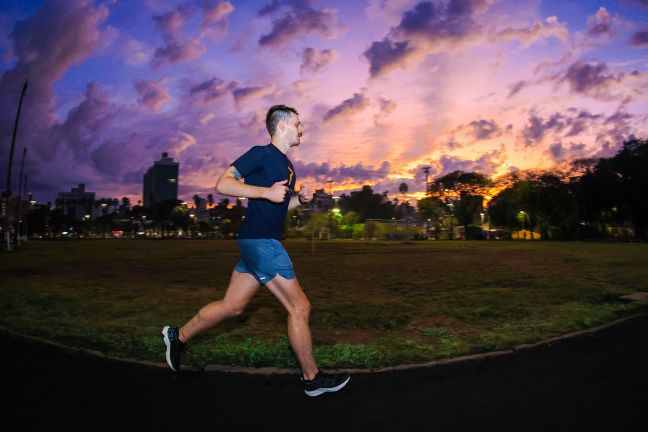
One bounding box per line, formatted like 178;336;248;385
1;239;647;368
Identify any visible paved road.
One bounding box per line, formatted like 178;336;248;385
6;315;648;431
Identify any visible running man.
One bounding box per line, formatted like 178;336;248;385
162;105;350;397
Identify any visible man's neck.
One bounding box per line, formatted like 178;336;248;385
270;139;289;155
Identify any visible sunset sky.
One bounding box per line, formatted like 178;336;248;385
1;0;647;206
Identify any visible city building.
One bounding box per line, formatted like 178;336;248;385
55;183;95;220
307;188;334;212
143;152;179;208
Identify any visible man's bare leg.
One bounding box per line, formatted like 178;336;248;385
179;270;260;343
264;274;319;380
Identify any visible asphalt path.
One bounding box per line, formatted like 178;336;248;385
5;315;648;431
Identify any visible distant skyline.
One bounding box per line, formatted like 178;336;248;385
1;0;647;205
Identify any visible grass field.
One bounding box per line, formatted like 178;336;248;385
1;239;647;369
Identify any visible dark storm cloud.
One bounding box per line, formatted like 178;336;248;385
0;0;109;162
323;92;370;123
90;139;128;176
47;82;117;161
629;31;648;47
257;0;344;48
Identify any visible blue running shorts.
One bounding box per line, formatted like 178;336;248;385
234;239;296;283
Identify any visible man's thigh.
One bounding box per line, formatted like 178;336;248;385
223;270;261;307
264;273;309;312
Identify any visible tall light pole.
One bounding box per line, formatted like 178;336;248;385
422;166;431;197
3;79;28;252
15;148;27;247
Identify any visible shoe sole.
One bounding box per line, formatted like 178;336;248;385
161;326;177;372
304;376;350;397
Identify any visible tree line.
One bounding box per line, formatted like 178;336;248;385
418;138;647;241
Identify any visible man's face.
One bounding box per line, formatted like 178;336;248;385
285;113;303;147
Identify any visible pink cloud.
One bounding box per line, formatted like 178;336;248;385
135;79;172;112
300;47;337;74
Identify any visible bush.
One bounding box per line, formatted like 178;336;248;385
465;225;484;240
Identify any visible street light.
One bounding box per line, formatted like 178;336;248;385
447;201;454;240
480;212;484;226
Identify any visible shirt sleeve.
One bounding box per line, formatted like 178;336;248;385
230;146;263;179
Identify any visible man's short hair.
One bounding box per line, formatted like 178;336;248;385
266;105;298;137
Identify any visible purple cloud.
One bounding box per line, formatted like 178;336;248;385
565;110;602;137
152;4;207;68
0;0;109;145
90;139;128;176
363;37;414;77
258;0;345;48
587;7;613;36
621;0;648;9
231;83;276;108
300;47;337;74
199;0;234;35
547;142;587;163
323;92;370;123
47;82;117;161
374;97;397;124
521;109;609;146
189;77;236;103
436;147;504;177
468;119;500;140
135;79;172;112
508;80;527;98
364;0;487;77
629;31;648;47
522;113;566;146
152;38;205;68
562;61;622;94
293;159;391;182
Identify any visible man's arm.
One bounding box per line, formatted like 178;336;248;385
288;184;313;211
288;194;301;211
215;166;289;203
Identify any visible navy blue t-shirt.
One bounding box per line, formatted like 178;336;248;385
230;143;296;240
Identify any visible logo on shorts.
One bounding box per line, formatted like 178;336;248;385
260;276;266;280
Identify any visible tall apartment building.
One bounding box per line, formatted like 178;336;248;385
143;152;179;208
55;183;95;220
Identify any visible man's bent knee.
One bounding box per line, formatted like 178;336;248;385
290;299;311;320
223;301;246;318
